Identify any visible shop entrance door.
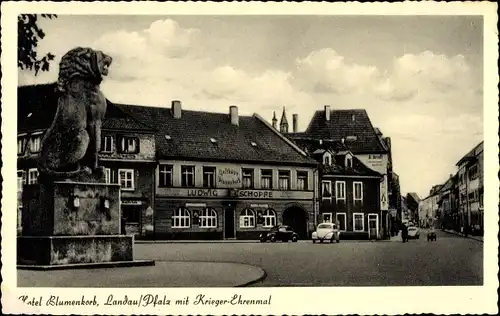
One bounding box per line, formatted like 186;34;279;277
224;207;235;239
368;214;379;240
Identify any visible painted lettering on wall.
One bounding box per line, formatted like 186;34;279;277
238;190;273;199
187;189;219;197
217;167;241;187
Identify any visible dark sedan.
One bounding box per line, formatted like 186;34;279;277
259;225;299;243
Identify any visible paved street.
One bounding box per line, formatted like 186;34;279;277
18;229;482;287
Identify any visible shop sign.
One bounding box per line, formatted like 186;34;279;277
122;200;143;205
186;203;207;207
236;189;313;200
187;189;219;197
250;204;269;208
217;166;241;188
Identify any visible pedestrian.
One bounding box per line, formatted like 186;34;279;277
401;223;408;243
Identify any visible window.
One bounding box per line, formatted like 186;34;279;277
296;171;308;190
30;136;41;153
118;136;139;154
263;209;277;227
353;213;364;232
278;170;290;190
322;181;332;199
28;168;38;185
122;205;140;223
336;213;347;231
323;154;331;165
242;169;254;189
17;170;26;191
468;165;478;180
346;157;353;168
18;137;26;155
261;170;273;189
335;181;346;200
200;208;217;228
240;209;255;228
353;182;363;201
105;168;111;184
203;167;216;188
101;135;114;152
181;166;195;187
322;213;333;223
118;169;135;190
172;207;190;228
159;165;173;187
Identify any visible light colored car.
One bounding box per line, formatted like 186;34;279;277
312;223;340;243
407;226;420;239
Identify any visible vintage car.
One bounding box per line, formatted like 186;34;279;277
427;227;437;241
407;226;420;239
312;223;340;243
259;225;299;243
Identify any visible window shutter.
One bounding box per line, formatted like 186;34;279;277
135;138;140;154
116;135;123;153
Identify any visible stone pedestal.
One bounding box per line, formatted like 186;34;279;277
17;181;154;268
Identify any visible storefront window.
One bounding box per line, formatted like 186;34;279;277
181;166;195;187
278;170;290;190
159;165;173;187
200;208;217;228
296;171;308;190
122;205;141;223
260;170;273;189
263;209;277;227
203;167;216;188
242;169;254;189
240;209;255;228
173;207;190;228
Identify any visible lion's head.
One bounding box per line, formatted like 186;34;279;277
56;47;113;92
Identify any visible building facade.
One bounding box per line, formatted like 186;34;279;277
283;106;393;238
456;141;484;235
418;185;442;228
118;102;319;240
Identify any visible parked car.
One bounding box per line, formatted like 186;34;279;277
259;225;299;243
407;226;420;239
312;223;340;243
427;227;437;241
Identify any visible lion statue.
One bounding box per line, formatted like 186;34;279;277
37;47;113;182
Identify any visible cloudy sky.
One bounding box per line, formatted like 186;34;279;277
19;15;484;198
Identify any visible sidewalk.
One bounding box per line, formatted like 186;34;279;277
442;229;484;242
18;261;267;287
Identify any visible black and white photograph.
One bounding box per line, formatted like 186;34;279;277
2;1;498;315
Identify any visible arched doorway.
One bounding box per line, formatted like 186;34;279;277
282;207;308;239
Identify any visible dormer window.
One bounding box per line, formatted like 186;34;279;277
117;136;139;154
165;135;172;140
323;153;332;166
251;141;257;147
210;138;217;144
29;133;42;153
346;157;353;168
346;135;357;142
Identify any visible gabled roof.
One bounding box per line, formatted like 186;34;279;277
302;109;388;154
17;83;155;133
286;135;381;178
113;104;317;166
407;192;421;203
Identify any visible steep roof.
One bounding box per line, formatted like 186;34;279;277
302;109;388;154
407;192;421;203
286;135;382;177
17;83;155;132
456;141;484;166
18;84;316;166
115;104;317;165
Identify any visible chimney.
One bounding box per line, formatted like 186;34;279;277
230;105;239;126
172;100;182;119
324;105;331;121
292;114;298;133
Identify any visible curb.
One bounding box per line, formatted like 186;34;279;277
236;267;267;287
442;229;484;242
17;259;155;270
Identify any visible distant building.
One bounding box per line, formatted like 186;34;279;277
418;185;442;228
437;174;459;231
456;141;484;235
406;192;421;223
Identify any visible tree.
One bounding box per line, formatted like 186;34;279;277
18;14;57;75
